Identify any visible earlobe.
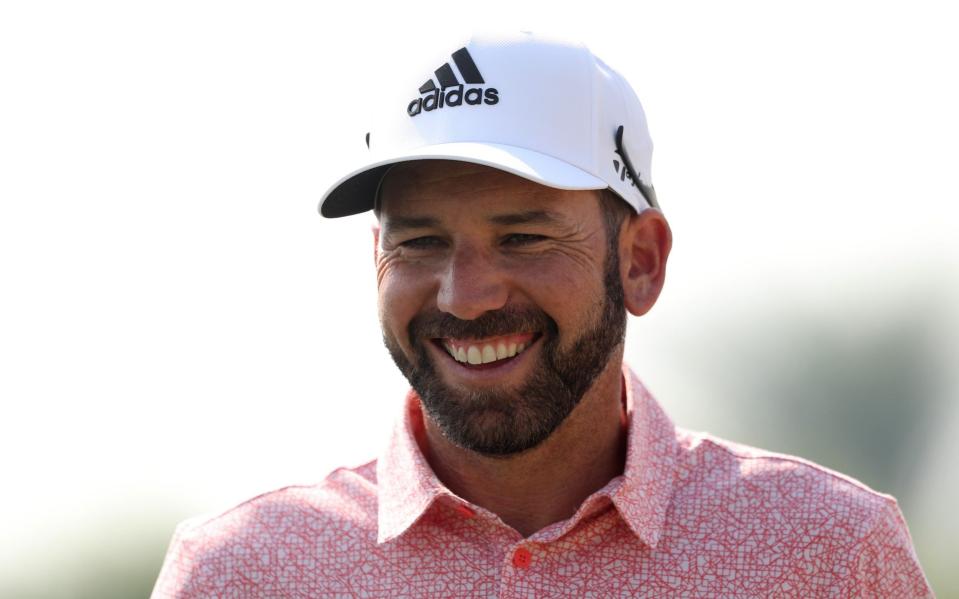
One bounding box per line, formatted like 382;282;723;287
620;210;672;316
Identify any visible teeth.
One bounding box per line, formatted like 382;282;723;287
467;346;482;365
445;338;534;365
481;345;497;364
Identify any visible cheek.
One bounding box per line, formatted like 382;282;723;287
377;265;434;346
505;255;607;343
507;253;605;306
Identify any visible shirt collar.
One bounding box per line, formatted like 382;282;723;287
376;362;678;547
610;363;679;548
375;387;449;544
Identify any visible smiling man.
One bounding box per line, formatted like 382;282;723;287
373;160;657;539
152;31;933;597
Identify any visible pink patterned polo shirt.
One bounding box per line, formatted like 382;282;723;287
152;364;933;598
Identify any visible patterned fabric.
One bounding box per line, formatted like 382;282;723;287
152;364;934;598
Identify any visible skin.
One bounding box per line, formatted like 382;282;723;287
373;159;672;538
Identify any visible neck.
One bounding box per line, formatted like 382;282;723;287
420;358;629;538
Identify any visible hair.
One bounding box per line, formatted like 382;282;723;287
597;187;633;253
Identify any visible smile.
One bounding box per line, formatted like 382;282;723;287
437;332;539;365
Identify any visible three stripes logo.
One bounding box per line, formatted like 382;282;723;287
407;47;499;117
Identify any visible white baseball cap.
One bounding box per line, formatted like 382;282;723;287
318;30;658;218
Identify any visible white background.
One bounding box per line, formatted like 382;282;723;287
1;0;956;591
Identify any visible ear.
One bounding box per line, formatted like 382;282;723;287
618;209;672;316
371;222;381;265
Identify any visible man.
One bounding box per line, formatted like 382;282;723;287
152;31;933;597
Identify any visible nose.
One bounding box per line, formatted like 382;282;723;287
436;243;509;320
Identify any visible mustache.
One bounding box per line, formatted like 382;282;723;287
408;306;557;342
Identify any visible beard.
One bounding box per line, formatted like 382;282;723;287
381;245;627;457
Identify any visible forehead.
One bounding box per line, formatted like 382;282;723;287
377;160;600;223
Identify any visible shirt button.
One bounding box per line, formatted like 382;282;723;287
454;504;475;518
512;547;532;569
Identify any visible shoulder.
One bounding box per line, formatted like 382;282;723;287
183;458;379;543
668;429;933;596
151;459;380;597
674;428;895;513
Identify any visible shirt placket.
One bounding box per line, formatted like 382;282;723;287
497;539;538;599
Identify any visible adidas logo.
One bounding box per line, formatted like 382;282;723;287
407;47;499;117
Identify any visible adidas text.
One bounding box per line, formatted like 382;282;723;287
407;85;499;117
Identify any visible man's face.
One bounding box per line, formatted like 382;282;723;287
375;160;627;457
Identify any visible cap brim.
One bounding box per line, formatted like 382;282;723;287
318;142;608;218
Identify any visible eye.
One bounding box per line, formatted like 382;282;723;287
400;236;445;249
501;233;547;246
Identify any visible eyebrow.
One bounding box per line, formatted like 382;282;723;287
383;209;566;233
383;215;440;233
488;210;566;226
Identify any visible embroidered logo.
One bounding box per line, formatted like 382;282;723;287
612;147;638;189
407;47;499;117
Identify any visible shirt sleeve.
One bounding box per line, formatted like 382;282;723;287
851;497;935;598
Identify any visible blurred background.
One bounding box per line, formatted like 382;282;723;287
1;1;956;597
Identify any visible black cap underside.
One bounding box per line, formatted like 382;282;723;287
320;164;394;218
